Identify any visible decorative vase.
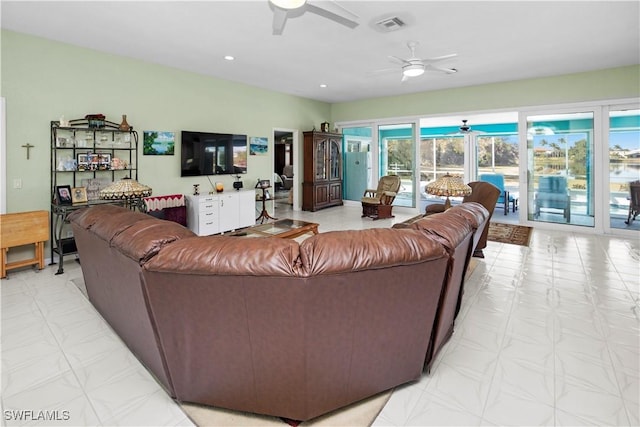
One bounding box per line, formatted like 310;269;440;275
119;114;131;131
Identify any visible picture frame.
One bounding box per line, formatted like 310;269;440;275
77;153;89;171
71;187;88;204
55;185;73;205
98;153;111;170
249;136;268;156
143;130;175;155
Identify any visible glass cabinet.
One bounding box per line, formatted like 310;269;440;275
302;130;343;211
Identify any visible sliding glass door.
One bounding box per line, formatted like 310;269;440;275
608;106;640;231
379;123;416;208
525;111;595;227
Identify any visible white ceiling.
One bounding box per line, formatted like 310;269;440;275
1;1;639;103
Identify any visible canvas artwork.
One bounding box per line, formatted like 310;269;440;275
143;131;175;155
249;136;268;155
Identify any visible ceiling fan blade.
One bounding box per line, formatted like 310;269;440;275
367;67;397;75
426;64;458;74
421;53;458;63
388;55;410;66
272;7;289;35
306;2;359;29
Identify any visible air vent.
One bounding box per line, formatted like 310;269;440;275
375;16;406;32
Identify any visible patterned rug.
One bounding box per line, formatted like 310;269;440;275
487;222;532;247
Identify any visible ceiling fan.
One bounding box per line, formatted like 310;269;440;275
384;41;458;82
269;0;359;35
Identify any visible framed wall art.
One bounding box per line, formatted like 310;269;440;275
249;136;268;156
143;131;175;155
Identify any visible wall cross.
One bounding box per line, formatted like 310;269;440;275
21;143;34;159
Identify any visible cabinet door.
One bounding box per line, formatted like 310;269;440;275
329;182;342;203
218;193;238;233
314;184;330;207
315;138;327;180
329;138;341;180
237;190;257;228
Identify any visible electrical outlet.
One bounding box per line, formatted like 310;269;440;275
65;230;73;238
13;178;22;189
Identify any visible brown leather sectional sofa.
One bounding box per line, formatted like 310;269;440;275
68;202;488;421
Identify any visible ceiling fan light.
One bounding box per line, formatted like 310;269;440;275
270;0;306;9
402;64;425;77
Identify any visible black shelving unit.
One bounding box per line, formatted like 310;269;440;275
50;118;139;274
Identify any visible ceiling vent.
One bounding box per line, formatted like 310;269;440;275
375;16;406;32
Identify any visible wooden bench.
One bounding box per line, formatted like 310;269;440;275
1;210;49;279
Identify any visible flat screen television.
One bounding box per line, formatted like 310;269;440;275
181;131;248;176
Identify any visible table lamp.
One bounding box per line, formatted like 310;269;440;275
100;177;152;200
425;173;472;210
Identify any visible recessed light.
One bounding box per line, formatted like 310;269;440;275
224;55;235;61
320;84;327;88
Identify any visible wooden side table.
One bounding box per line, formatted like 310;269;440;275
1;210;49;279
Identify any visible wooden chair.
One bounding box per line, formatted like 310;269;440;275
625;180;640;225
479;173;517;215
361;175;401;220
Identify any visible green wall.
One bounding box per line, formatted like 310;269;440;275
331;65;640;123
1;30;331;214
2;29;639;219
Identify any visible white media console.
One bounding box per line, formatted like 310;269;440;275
185;190;256;236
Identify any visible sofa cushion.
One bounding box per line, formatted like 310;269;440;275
111;219;196;264
67;204;135;230
445;202;488;230
409;214;473;252
299;228;447;275
144;236;302;276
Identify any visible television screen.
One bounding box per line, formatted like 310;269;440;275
181;131;248;176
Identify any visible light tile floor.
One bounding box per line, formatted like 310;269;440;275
1;204;638;426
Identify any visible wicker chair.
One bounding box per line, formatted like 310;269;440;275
361;175;401;220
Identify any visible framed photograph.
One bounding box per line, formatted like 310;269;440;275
55;185;73;205
77;153;89;171
143;131;175;155
71;187;88;204
98;153;111;170
88;153;100;171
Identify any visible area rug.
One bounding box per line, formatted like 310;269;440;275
487;222;532;247
180;390;392;426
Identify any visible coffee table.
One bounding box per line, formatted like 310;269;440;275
229;218;319;239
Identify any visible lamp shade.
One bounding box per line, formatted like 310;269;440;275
100;177;152;200
426;173;472;209
403;64;425;77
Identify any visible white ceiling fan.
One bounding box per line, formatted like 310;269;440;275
384;41;458;82
269;0;359;35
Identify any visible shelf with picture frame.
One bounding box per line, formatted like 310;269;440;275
50;117;139;274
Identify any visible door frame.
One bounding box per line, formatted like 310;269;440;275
272;127;300;210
